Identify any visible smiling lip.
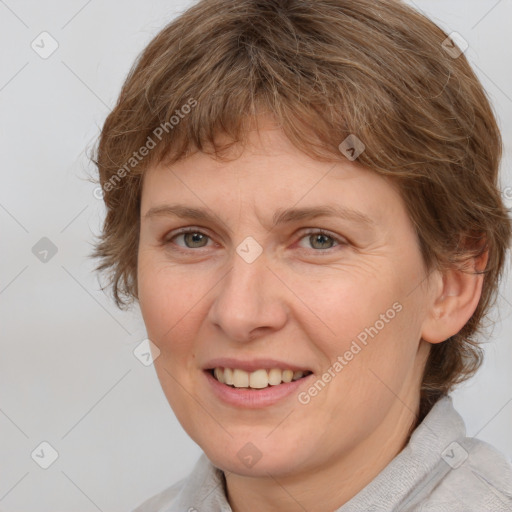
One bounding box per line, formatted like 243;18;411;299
202;358;314;408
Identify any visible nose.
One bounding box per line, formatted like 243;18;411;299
207;249;288;343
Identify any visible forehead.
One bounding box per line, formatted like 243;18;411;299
140;124;406;227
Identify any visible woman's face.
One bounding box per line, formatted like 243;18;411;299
137;122;437;478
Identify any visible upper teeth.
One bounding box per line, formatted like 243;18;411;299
213;368;309;388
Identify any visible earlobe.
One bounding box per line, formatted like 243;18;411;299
421;250;488;344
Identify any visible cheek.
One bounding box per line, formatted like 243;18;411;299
137;259;210;361
138;270;169;340
287;266;403;346
138;261;181;340
288;265;422;391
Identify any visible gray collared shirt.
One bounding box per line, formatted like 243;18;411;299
132;396;512;511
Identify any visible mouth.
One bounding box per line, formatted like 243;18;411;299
207;367;314;390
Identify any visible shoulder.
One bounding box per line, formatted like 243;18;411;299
342;396;512;512
419;430;512;511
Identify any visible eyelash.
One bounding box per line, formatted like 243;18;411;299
164;227;348;253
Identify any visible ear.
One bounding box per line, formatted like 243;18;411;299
421;249;488;344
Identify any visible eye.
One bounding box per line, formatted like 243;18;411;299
164;227;347;252
297;230;346;250
167;228;212;249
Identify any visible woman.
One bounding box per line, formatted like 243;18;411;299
91;0;512;510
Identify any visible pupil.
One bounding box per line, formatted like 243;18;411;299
312;234;332;249
185;232;206;247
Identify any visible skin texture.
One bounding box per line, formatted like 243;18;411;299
137;118;485;512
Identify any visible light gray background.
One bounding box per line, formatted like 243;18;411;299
1;1;511;511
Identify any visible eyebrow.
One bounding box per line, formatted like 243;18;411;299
143;203;375;230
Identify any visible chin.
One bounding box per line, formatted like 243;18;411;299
201;436;312;478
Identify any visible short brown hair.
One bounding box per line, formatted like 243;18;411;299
90;0;511;419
